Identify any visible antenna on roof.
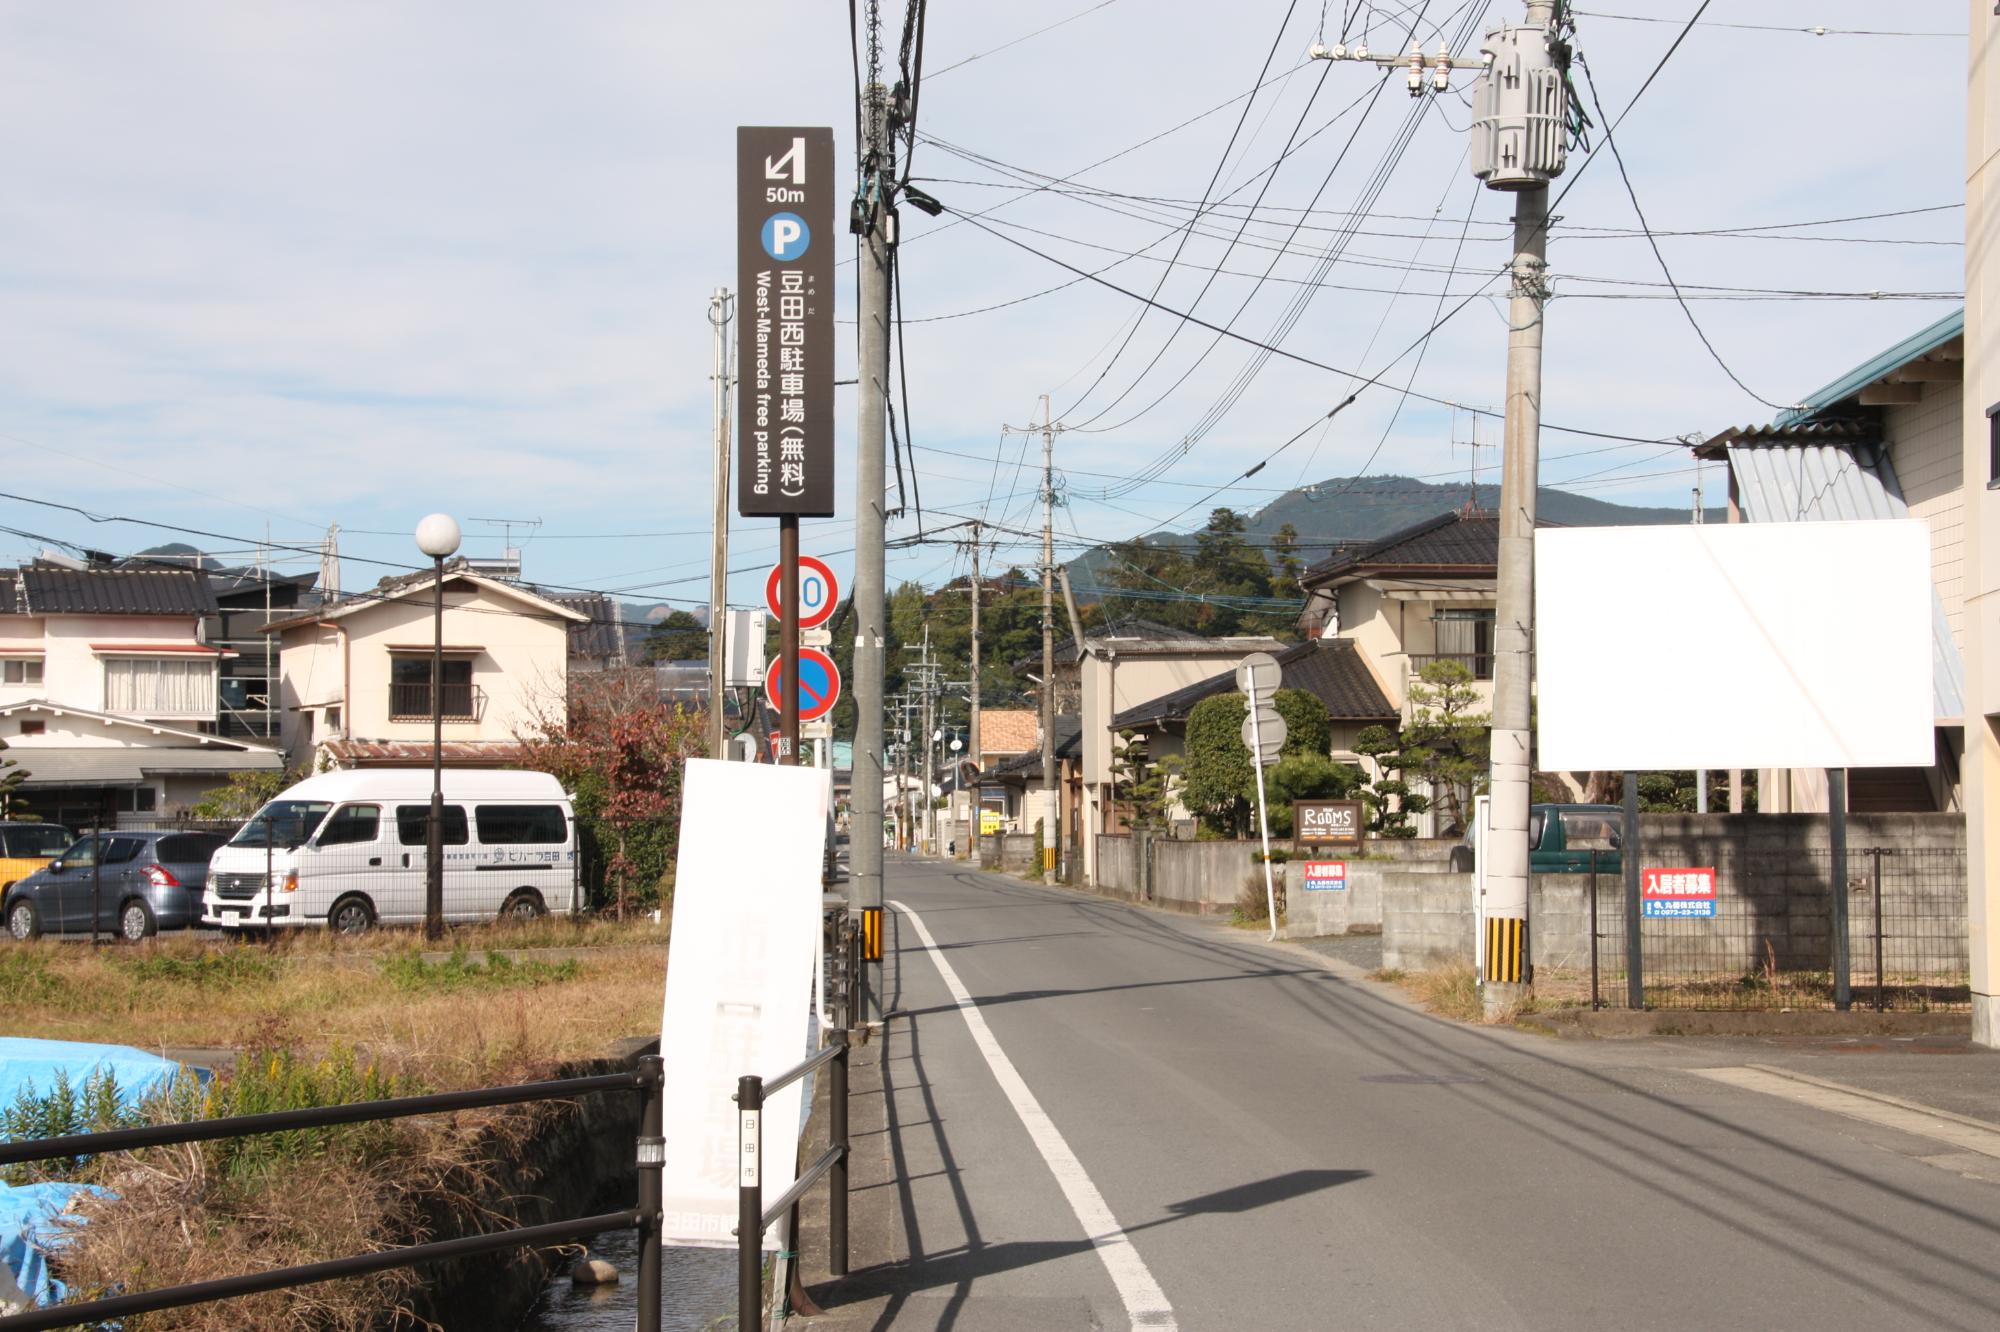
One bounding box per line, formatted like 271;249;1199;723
467;517;542;581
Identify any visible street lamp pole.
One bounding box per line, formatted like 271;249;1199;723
415;513;462;942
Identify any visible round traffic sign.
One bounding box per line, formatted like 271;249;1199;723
765;647;843;722
1242;711;1288;758
765;556;840;629
1235;651;1282;695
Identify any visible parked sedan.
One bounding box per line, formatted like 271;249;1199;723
3;831;230;942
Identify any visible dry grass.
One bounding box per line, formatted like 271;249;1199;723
0;930;665;1088
1371;960;1517;1024
5;928;668;1329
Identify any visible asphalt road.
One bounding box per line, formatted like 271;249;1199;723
807;856;2000;1331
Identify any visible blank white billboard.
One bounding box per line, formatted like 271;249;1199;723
1535;521;1933;772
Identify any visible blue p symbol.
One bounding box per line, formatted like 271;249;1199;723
762;213;810;261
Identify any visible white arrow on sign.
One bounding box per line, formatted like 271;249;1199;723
1242;712;1286;763
1235;652;1282;694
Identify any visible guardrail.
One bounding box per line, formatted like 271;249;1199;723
735;1032;849;1331
0;1059;668;1332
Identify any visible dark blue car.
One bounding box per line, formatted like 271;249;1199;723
4;831;230;942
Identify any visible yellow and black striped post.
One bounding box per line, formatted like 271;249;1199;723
862;907;884;962
1484;916;1526;985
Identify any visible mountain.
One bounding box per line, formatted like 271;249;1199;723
1066;474;1722;586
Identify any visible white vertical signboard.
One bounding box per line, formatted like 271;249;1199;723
659;758;827;1248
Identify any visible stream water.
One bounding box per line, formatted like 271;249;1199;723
514;1227;736;1331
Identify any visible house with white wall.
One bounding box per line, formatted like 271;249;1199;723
1295;507;1499;719
1695;308;1965;814
0;563;283;825
268;560;586;771
1068;618;1285;885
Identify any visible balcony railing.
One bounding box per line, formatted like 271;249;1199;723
388;682;483;722
1407;652;1494;681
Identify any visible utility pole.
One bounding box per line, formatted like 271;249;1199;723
851;84;893;1021
1478;1;1563;1015
707;288;733;759
1002;397;1065;877
967;523;982;861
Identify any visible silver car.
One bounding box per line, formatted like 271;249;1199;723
4;831;231;942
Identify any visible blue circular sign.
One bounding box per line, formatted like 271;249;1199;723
761;212;812;262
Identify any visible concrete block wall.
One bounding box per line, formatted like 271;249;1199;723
1151;839;1257;914
999;833;1039;873
1095;835;1136;897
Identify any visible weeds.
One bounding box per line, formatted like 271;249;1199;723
1373;960;1515;1024
0;1069;146;1184
379;948;584;994
112;949;280;990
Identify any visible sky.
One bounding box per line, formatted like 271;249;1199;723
0;1;1967;620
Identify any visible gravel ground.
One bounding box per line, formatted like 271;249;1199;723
1286;930;1384;972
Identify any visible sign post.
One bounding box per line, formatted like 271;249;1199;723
738;126;836;767
1237;653;1284;942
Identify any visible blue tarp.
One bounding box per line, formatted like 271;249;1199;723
0;1038;193;1311
0;1181;103;1314
0;1038;187;1118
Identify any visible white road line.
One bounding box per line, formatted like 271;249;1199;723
889;898;1178;1331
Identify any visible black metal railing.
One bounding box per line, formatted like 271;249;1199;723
387;681;481;721
0;1059;668;1332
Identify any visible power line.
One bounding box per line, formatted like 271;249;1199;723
922;0;1125;80
1571;9;1963;39
1051;0;1306;427
1574;49;1784;409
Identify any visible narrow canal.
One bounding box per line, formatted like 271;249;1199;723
515;1227;735;1331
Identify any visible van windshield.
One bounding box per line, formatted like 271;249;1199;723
230;801;334;850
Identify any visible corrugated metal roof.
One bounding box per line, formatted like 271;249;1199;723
1725;442;1965;722
18;567;217;617
1774;307;1964;428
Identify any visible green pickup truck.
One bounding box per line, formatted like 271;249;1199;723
1451;803;1624;873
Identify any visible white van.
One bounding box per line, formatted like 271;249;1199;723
200;769;577;933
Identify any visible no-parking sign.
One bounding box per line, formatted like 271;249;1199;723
765;647;841;722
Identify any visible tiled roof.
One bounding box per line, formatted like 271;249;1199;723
18;566;218;617
1113;637;1397;729
978;709;1040;757
1300;508;1497;587
549;592;627;662
0;572;20;615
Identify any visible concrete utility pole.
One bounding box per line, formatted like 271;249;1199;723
1475;1;1561;1016
1962;0;2000;1048
967;523;982;860
707;288;733;759
1039;398;1059;877
852;85;893;1020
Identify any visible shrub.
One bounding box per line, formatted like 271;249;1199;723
1;1069;143;1184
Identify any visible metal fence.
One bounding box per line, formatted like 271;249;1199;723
1536;848;1970;1012
0;1059;668;1332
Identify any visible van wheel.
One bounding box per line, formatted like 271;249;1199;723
119;899;157;942
329;895;376;935
500;889;546;922
7;898;39;942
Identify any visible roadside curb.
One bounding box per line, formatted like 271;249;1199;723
1521;1006;1972;1039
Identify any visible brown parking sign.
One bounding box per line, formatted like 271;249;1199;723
1293;799;1364;849
737;126;836;518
